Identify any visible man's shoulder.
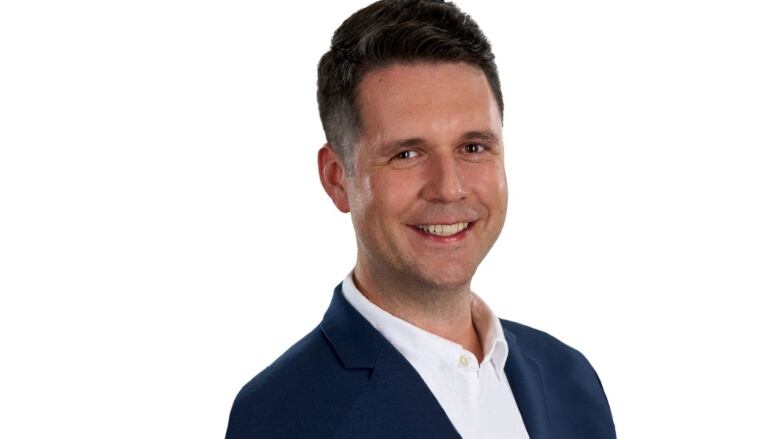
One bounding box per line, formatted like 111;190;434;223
500;318;578;354
229;324;355;409
500;317;614;435
233;326;330;399
226;325;370;438
500;318;602;380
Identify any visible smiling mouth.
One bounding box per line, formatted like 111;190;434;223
413;222;473;237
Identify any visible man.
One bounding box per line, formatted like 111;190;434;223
226;1;616;438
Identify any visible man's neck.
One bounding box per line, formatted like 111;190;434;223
352;264;484;363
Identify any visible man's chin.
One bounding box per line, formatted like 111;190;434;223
411;264;477;293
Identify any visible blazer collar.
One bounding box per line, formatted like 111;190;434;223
319;283;387;369
319;283;553;439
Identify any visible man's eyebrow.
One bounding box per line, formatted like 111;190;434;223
461;130;500;143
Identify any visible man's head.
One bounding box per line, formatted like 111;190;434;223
317;0;503;173
318;0;507;295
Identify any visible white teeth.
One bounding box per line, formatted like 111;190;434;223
415;222;469;236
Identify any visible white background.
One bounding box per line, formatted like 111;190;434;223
1;1;778;437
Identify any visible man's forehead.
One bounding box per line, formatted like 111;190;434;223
356;62;502;145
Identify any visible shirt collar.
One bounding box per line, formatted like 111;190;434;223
341;271;509;380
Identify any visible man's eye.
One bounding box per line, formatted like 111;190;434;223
396;150;418;159
464;143;486;153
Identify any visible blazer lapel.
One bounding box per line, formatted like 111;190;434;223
335;339;461;438
320;284;460;438
503;326;553;439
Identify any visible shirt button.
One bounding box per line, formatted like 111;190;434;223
459;355;469;366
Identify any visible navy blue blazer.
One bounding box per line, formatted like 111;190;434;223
226;284;616;438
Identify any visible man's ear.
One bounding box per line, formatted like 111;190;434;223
318;143;351;213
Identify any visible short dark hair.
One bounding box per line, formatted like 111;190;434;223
317;0;503;173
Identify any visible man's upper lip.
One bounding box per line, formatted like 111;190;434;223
408;219;477;225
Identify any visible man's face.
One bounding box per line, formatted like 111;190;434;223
345;62;507;291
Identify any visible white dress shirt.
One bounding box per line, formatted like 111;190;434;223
341;272;530;439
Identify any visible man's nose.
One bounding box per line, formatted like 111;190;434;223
420;153;467;203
